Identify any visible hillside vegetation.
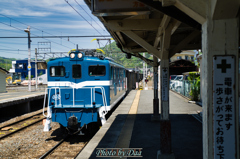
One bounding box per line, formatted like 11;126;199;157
101;42;152;69
0;57;18;71
1;42;152;71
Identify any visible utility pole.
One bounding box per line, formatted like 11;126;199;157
152;56;160;121
24;26;31;92
35;48;38;90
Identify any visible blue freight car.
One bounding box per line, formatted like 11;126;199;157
43;49;126;134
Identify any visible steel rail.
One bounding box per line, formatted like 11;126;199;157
0;111;46;130
0;115;45;140
38;135;70;159
38;134;88;159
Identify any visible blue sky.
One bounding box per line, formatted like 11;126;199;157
0;0;110;59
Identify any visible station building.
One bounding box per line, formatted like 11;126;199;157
9;60;46;81
169;50;195;62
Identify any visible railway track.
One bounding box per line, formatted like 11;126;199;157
0;112;46;140
38;134;88;159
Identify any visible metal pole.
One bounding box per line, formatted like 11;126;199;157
158;60;160;91
35;48;38;90
146;62;148;86
153;56;159;117
143;53;145;88
25;27;31;92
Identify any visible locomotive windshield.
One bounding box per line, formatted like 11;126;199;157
50;66;65;76
72;64;81;78
89;65;106;76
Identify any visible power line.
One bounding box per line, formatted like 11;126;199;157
0;41;38;45
65;0;107;38
0;13;76;46
0;21;73;49
74;0;106;32
0;21;23;32
0;44;24;51
0;50;35;57
0;49;35;52
0;35;111;38
0;28;21;33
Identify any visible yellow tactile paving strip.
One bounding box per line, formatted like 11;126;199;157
114;90;141;148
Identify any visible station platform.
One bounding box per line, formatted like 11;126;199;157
77;90;203;159
0;91;45;109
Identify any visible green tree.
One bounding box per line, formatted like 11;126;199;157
25;75;34;80
188;72;200;101
0;57;18;71
101;42;152;69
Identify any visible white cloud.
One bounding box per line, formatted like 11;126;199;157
0;0;109;59
35;20;104;30
0;0;86;17
0;8;51;17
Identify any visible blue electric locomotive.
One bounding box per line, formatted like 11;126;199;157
43;49;126;133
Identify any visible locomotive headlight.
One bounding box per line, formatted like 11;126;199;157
78;53;83;58
70;53;75;58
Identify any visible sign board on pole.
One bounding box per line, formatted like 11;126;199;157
213;55;236;159
161;67;168;101
28;65;31;71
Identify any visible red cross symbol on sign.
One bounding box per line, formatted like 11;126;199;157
217;59;231;73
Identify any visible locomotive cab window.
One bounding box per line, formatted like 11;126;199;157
72;64;81;78
50;66;65;77
89;65;106;76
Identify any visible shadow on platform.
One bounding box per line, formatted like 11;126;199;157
89;113;202;159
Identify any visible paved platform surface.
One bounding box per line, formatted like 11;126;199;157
77;90;203;159
0;91;45;108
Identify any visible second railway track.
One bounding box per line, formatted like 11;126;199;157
0;112;46;140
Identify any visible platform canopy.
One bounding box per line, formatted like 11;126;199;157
84;0;204;63
84;1;240;159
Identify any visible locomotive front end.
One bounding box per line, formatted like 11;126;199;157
43;49;110;134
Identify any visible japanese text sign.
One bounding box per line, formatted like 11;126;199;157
213;56;236;159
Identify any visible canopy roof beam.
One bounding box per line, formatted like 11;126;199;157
121;30;161;59
169;30;201;57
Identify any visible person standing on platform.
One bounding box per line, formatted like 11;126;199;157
145;78;148;84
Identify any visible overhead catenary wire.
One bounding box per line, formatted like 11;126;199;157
0;49;35;52
0;41;38;45
0;44;24;51
0;35;111;38
0;13;76;46
0;28;21;33
0;21;73;50
0;21;24;32
0;50;35;57
74;0;106;32
65;0;108;39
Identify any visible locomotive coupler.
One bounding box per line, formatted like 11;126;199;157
67;115;79;131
